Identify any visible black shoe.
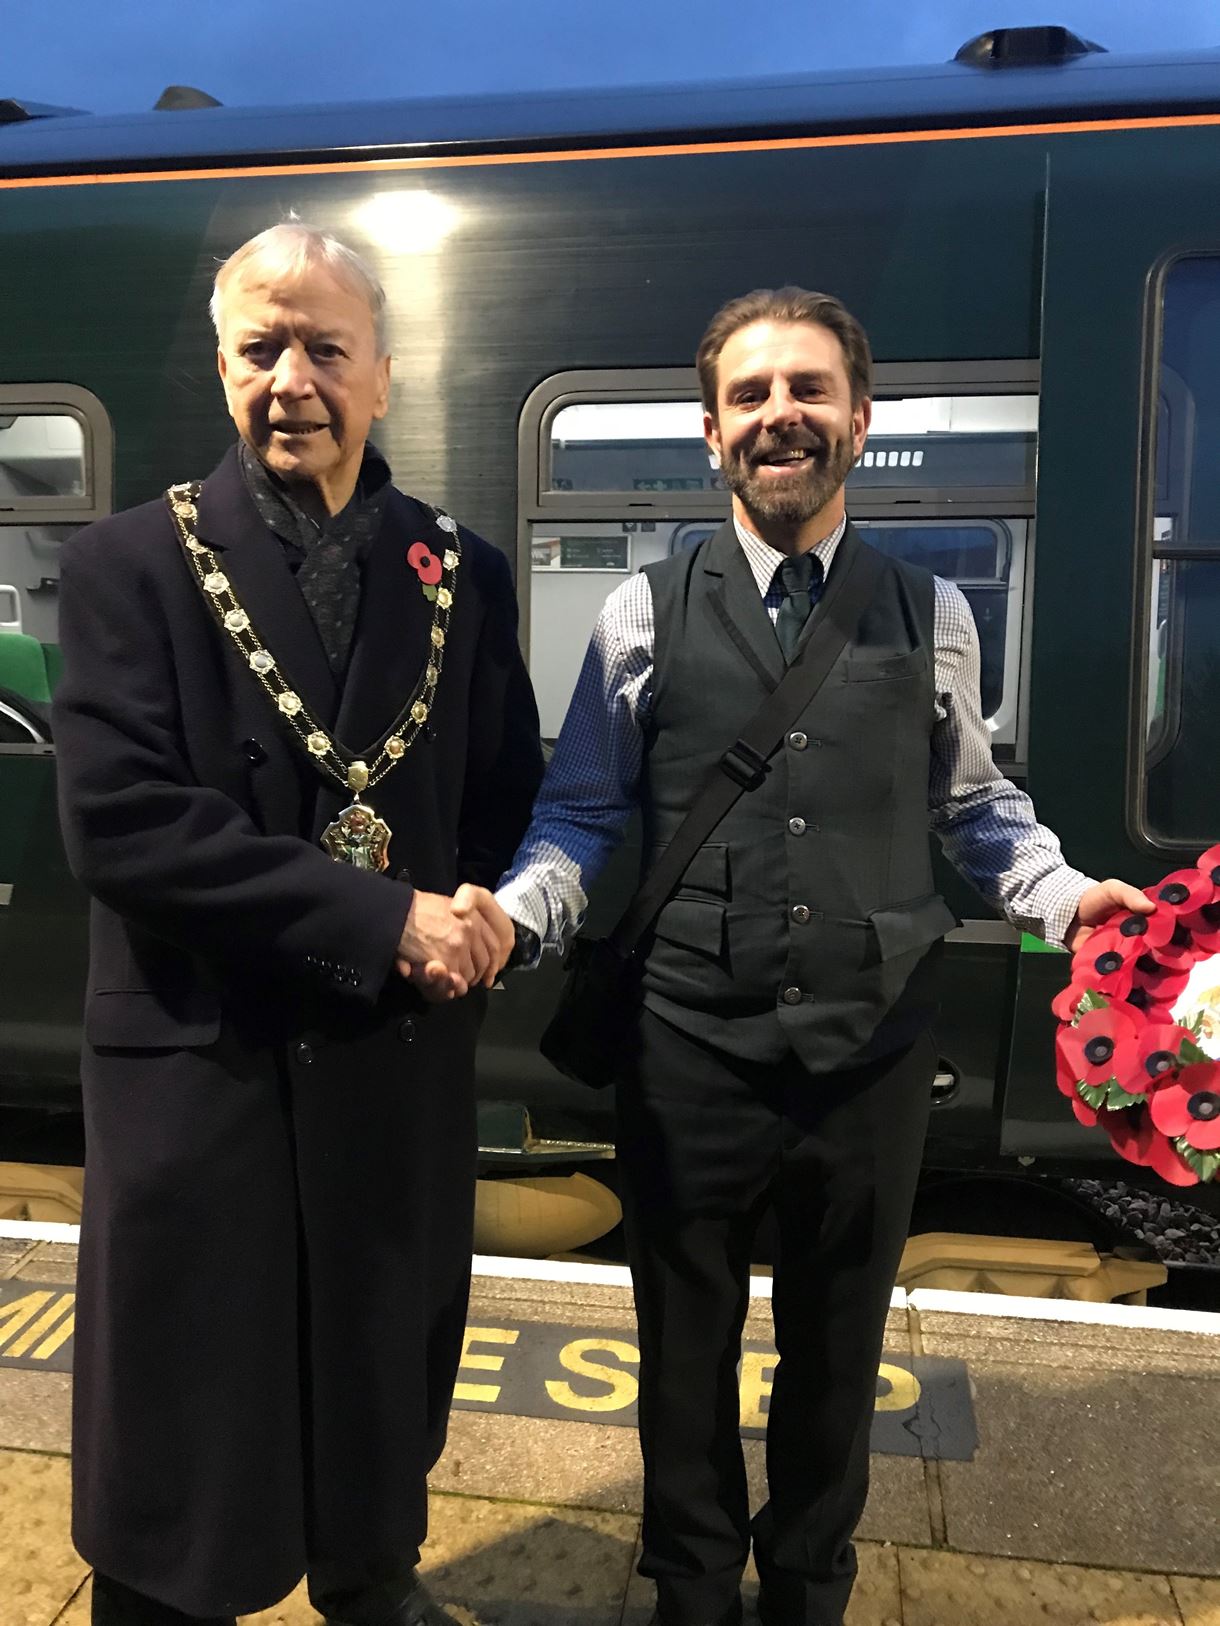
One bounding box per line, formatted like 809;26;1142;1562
326;1571;469;1626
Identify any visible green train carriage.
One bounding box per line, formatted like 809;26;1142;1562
1;26;1218;1242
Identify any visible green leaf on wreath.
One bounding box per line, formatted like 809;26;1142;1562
422;584;438;602
1178;1038;1211;1067
1080;988;1109;1012
1175;1137;1220;1184
1104;1081;1147;1110
1077;1081;1109;1110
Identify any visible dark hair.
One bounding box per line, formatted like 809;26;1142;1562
696;286;873;413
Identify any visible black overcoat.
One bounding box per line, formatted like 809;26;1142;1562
52;444;543;1616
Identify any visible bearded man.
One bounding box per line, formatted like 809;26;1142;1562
496;286;1149;1626
53;223;541;1626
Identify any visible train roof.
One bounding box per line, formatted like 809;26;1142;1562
3;41;1220;177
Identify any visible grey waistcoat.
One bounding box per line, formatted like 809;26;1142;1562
640;521;957;1075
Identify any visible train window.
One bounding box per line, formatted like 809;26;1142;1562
521;366;1037;747
1139;257;1220;847
544;393;1037;501
0;388;112;725
0;413;87;502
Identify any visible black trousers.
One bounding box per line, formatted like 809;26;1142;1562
616;1009;935;1626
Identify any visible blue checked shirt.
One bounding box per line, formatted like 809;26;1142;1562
497;514;1094;958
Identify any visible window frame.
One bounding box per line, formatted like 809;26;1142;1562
518;361;1039;765
1130;250;1220;853
0;384;113;520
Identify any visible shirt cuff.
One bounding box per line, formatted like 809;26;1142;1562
494;879;548;964
1016;867;1098;950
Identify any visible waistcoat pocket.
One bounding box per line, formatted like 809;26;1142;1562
868;893;959;961
654;896;727;960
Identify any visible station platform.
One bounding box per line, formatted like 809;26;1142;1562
1;1224;1217;1626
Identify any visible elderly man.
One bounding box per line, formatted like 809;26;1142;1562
54;224;541;1626
496;286;1150;1626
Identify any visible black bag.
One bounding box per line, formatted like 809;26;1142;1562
538;537;885;1090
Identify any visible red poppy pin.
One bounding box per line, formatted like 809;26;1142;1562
407;541;443;601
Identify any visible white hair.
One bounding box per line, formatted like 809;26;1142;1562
209;221;389;357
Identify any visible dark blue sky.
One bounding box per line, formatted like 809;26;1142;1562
9;0;1219;117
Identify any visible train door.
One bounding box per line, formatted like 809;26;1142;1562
1002;130;1220;1157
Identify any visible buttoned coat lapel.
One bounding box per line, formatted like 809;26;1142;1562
192;444;340;729
330;490;439;757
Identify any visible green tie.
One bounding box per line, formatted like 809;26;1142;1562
774;551;822;662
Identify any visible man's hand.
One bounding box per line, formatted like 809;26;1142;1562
395;886;517;1002
452;884;516;985
1065;879;1156;954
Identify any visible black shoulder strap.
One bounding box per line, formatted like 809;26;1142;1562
608;535;886;957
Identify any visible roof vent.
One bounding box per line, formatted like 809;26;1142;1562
0;98;88;124
955;26;1105;67
154;85;222;111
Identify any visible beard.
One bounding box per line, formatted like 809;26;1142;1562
721;428;856;527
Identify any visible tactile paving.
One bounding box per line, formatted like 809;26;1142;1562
418;1493;640;1626
1172;1575;1220;1626
0;1448;88;1626
899;1547;1184;1625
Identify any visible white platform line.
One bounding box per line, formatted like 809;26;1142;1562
0;1219;80;1244
471;1253;908;1306
908;1287;1220;1336
2;1226;1213;1332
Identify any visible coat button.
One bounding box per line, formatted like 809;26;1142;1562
791;904;811;924
294;1040;314;1065
782;986;803;1005
398;1019;416;1044
241;738;267;765
788;817;806;836
788;731;808;751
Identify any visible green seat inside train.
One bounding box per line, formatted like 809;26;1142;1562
0;630;60;703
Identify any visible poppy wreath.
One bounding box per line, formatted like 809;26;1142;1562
1053;843;1220;1186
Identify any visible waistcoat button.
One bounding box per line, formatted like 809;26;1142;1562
791;904;811;924
294;1040;314;1065
788;731;808;750
782;986;803;1005
788;817;806;836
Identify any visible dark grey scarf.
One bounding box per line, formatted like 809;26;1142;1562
238;439;392;676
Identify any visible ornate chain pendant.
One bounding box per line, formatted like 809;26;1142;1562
320;761;393;871
165;481;462;876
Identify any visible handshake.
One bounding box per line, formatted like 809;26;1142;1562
396;884;518;1002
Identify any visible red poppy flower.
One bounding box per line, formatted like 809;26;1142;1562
1109;904;1178;952
1056;1003;1143;1091
1180;904;1220;956
1141;1126;1202;1187
1135;1022;1194;1088
1123;984;1185;1025
1098;1104;1157;1167
1195;843;1220;893
1051;980;1095;1024
1147;1062;1220;1152
1129;955;1192;1007
1144;868;1215;916
1144;928;1199;975
407;542;443;586
1056;1040;1087;1101
1069;928;1136;998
